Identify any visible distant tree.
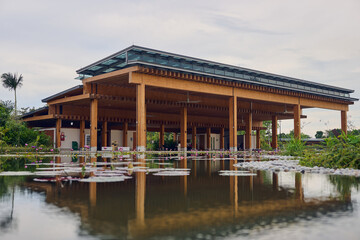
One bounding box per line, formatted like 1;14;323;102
1;73;24;117
315;131;324;139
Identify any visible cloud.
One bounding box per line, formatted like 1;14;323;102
0;0;359;136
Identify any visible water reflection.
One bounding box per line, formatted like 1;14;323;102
0;155;359;239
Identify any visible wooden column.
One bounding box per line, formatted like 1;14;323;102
206;127;211;150
123;122;128;147
102;121;108;148
341;110;347;134
159;124;165;148
220;127;225;150
173;132;177;142
245;112;252;150
56;118;61;149
271;115;278;149
136;83;146;152
192;126;197;150
79;120;85;148
293;104;301;140
180;107;187;151
90;98;98;152
256;130;261;149
229;96;237;152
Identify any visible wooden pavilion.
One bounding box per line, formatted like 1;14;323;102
22;46;357;151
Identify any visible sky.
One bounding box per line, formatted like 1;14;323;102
0;0;359;137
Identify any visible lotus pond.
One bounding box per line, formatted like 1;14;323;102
0;153;359;240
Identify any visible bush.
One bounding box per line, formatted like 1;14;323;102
281;137;306;156
300;133;360;169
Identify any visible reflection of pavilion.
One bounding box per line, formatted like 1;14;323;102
23;158;352;239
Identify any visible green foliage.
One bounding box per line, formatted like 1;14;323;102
315;130;324;139
146;132;177;150
300;132;360;169
0;102;52;148
281;137;306;156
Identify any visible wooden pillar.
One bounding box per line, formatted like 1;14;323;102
293;104;301;140
173;132;177;142
206;127;211;150
341;110;347;134
229;96;237;152
192;126;197;150
159;124;165;148
102;121;108;148
79;120;85;148
256;130;261;149
56;118;61;149
245;112;252;150
123;122;128;147
220;127;225;150
136;83;146;152
90;98;98;151
135;170;146;227
271;115;278;149
180;107;187;151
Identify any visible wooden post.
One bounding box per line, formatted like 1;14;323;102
173;132;177;142
180;107;187;151
136;83;146;152
192;126;197;150
256;130;261;149
229;96;237;152
220;127;225;150
271;115;278;149
101;121;108;148
56;118;61;149
90;98;98;151
245;112;252;149
159;124;165;149
293;104;301;140
123;122;128;147
206;127;211;150
79;120;85;148
341;110;347;134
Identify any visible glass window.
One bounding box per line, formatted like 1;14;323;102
215;68;225;75
193;64;203;71
284;82;291;87
181;61;192;69
225;70;234;77
169;59;180;67
204;66;214;74
101;59;117;65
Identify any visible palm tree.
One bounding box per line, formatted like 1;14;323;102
1;73;23;116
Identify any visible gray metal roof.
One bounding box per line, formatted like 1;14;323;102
76;45;357;102
42;85;83;103
21;106;48;118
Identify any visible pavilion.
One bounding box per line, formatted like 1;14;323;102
22;46;357;151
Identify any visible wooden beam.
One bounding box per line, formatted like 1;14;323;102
136;83;146;151
123;122;128;147
159;124;165;148
130;72;349;111
79;120;85;148
102;121;108;147
47;94;90;105
180;107;187;151
56;118;61;149
245;112;252;149
294;105;301;140
229;96;237;151
220;127;224;150
83;66;140;84
272;115;278;149
341;110;347;134
206;127;211;150
192;126;197;150
90;98;98;151
23;114;54;122
256;130;261;149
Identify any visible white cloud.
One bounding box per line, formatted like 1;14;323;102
0;0;359;136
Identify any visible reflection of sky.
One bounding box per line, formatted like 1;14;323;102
278;172;337;198
0;188;97;240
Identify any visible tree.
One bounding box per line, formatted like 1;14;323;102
1;73;24;117
315;131;324;139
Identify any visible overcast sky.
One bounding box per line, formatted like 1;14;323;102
0;0;359;137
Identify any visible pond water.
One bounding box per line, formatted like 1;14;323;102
0;154;359;240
